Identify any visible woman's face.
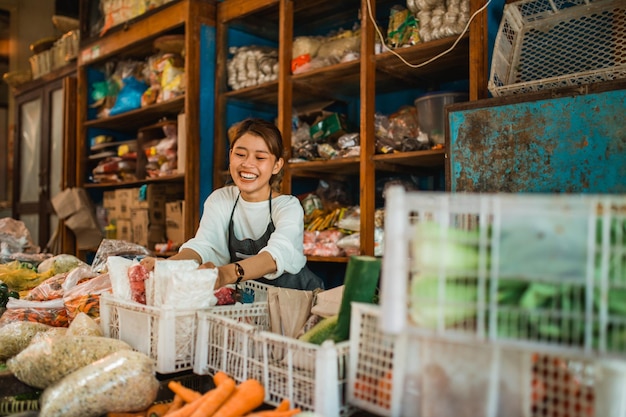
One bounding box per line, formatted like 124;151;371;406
229;132;284;202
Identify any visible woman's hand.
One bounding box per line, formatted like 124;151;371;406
140;256;156;272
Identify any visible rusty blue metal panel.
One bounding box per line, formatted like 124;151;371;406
448;88;626;193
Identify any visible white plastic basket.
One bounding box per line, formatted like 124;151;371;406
348;302;626;417
488;0;626;96
99;281;269;374
380;187;626;357
194;304;352;416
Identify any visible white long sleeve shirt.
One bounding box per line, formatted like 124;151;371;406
179;185;306;280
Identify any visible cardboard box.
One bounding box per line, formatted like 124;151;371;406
116;219;132;242
132;184;167;225
115;189;133;220
165;200;185;245
103;191;116;210
64;209;103;250
148;224;166;249
51;187;103;249
131;208;150;247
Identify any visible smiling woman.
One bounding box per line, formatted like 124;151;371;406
142;118;325;292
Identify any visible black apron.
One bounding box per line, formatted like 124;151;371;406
228;193;324;291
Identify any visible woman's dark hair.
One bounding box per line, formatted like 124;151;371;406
229;118;285;188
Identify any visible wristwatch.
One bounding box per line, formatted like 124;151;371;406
234;262;244;284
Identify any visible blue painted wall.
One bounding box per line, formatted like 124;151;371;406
448;88;626;193
198;24;216;215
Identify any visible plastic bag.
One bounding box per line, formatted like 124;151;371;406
0;321;52;361
0;298;69;327
0;260;52;292
109;76;149;116
151;259;199;306
91;239;151;274
67;312;103;336
23;272;70;301
162;268;218;309
63;273;112;320
106;256;133;301
0;217;40;255
37;254;87;275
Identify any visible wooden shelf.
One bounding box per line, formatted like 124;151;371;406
375;34;470;92
83;173;185;189
84;96;185;131
307;255;350;263
289;157;360;176
373;149;446;169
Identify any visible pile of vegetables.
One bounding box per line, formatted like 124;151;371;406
107;372;302;417
409;215;626;351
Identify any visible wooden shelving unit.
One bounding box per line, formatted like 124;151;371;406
74;0;216;255
213;0;488;262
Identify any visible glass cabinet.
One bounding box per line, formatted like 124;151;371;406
12;65;76;252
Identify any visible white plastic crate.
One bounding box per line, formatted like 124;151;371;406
380;187;626;357
99;281;269;374
194;304;353;416
349;302;626;417
488;0;626;96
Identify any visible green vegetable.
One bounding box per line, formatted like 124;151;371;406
331;255;381;342
413;221;481;275
0;281;19;308
299;315;338;345
410;275;477;328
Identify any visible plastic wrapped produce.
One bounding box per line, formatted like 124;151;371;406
66;312;103;337
0;320;52;361
23;272;70;301
63;273;111;320
38;350;159;417
0;218;40;255
7;334;132;389
0;298;69;327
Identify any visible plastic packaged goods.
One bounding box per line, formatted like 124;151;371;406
38;350;159;417
409;0;470;43
0;321;52;361
227;45;278;90
7;335;132;389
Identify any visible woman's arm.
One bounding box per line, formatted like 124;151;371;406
208;251;277;289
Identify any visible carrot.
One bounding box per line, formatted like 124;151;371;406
274;400;290;412
213;371;231;386
164;395;185;415
189;376;236;417
162;395;205;417
146;403;171;417
167;380;203;403
106;413;147;417
212;378;265;417
242;409;302;417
